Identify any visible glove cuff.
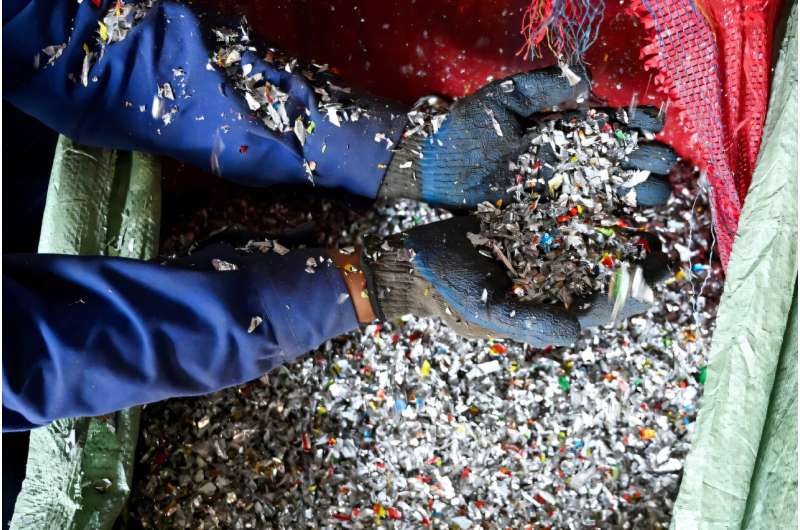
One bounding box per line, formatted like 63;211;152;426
362;236;499;340
378;134;423;201
362;236;441;321
377;96;450;202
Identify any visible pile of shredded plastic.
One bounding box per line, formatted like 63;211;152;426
469;110;655;309
131;165;722;529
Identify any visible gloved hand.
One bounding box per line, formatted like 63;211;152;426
378;66;678;209
363;215;671;347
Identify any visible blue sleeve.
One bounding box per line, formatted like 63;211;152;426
2;0;407;198
2;248;359;431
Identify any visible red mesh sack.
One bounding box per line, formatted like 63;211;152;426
629;0;782;267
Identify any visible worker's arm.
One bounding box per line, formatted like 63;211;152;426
4;2;672;207
2;248;361;431
3;0;405;198
3;182;674;433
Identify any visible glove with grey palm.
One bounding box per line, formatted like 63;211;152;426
363;215;669;347
379;66;678;209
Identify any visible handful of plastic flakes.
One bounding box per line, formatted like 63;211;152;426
469;110;655;314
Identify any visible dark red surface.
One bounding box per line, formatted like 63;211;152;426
213;0;682;151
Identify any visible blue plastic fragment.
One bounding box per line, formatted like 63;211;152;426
540;232;554;252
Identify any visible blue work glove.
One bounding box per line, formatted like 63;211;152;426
554;107;678;207
378;66;678;209
364;215;672;347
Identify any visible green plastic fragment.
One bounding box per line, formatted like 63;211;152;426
558;375;570;391
698;366;707;385
594;226;615;237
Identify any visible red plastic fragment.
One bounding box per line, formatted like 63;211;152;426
489;343;507;354
151;449;170;467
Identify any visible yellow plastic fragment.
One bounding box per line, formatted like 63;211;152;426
640;428;657;440
420;360;431;377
